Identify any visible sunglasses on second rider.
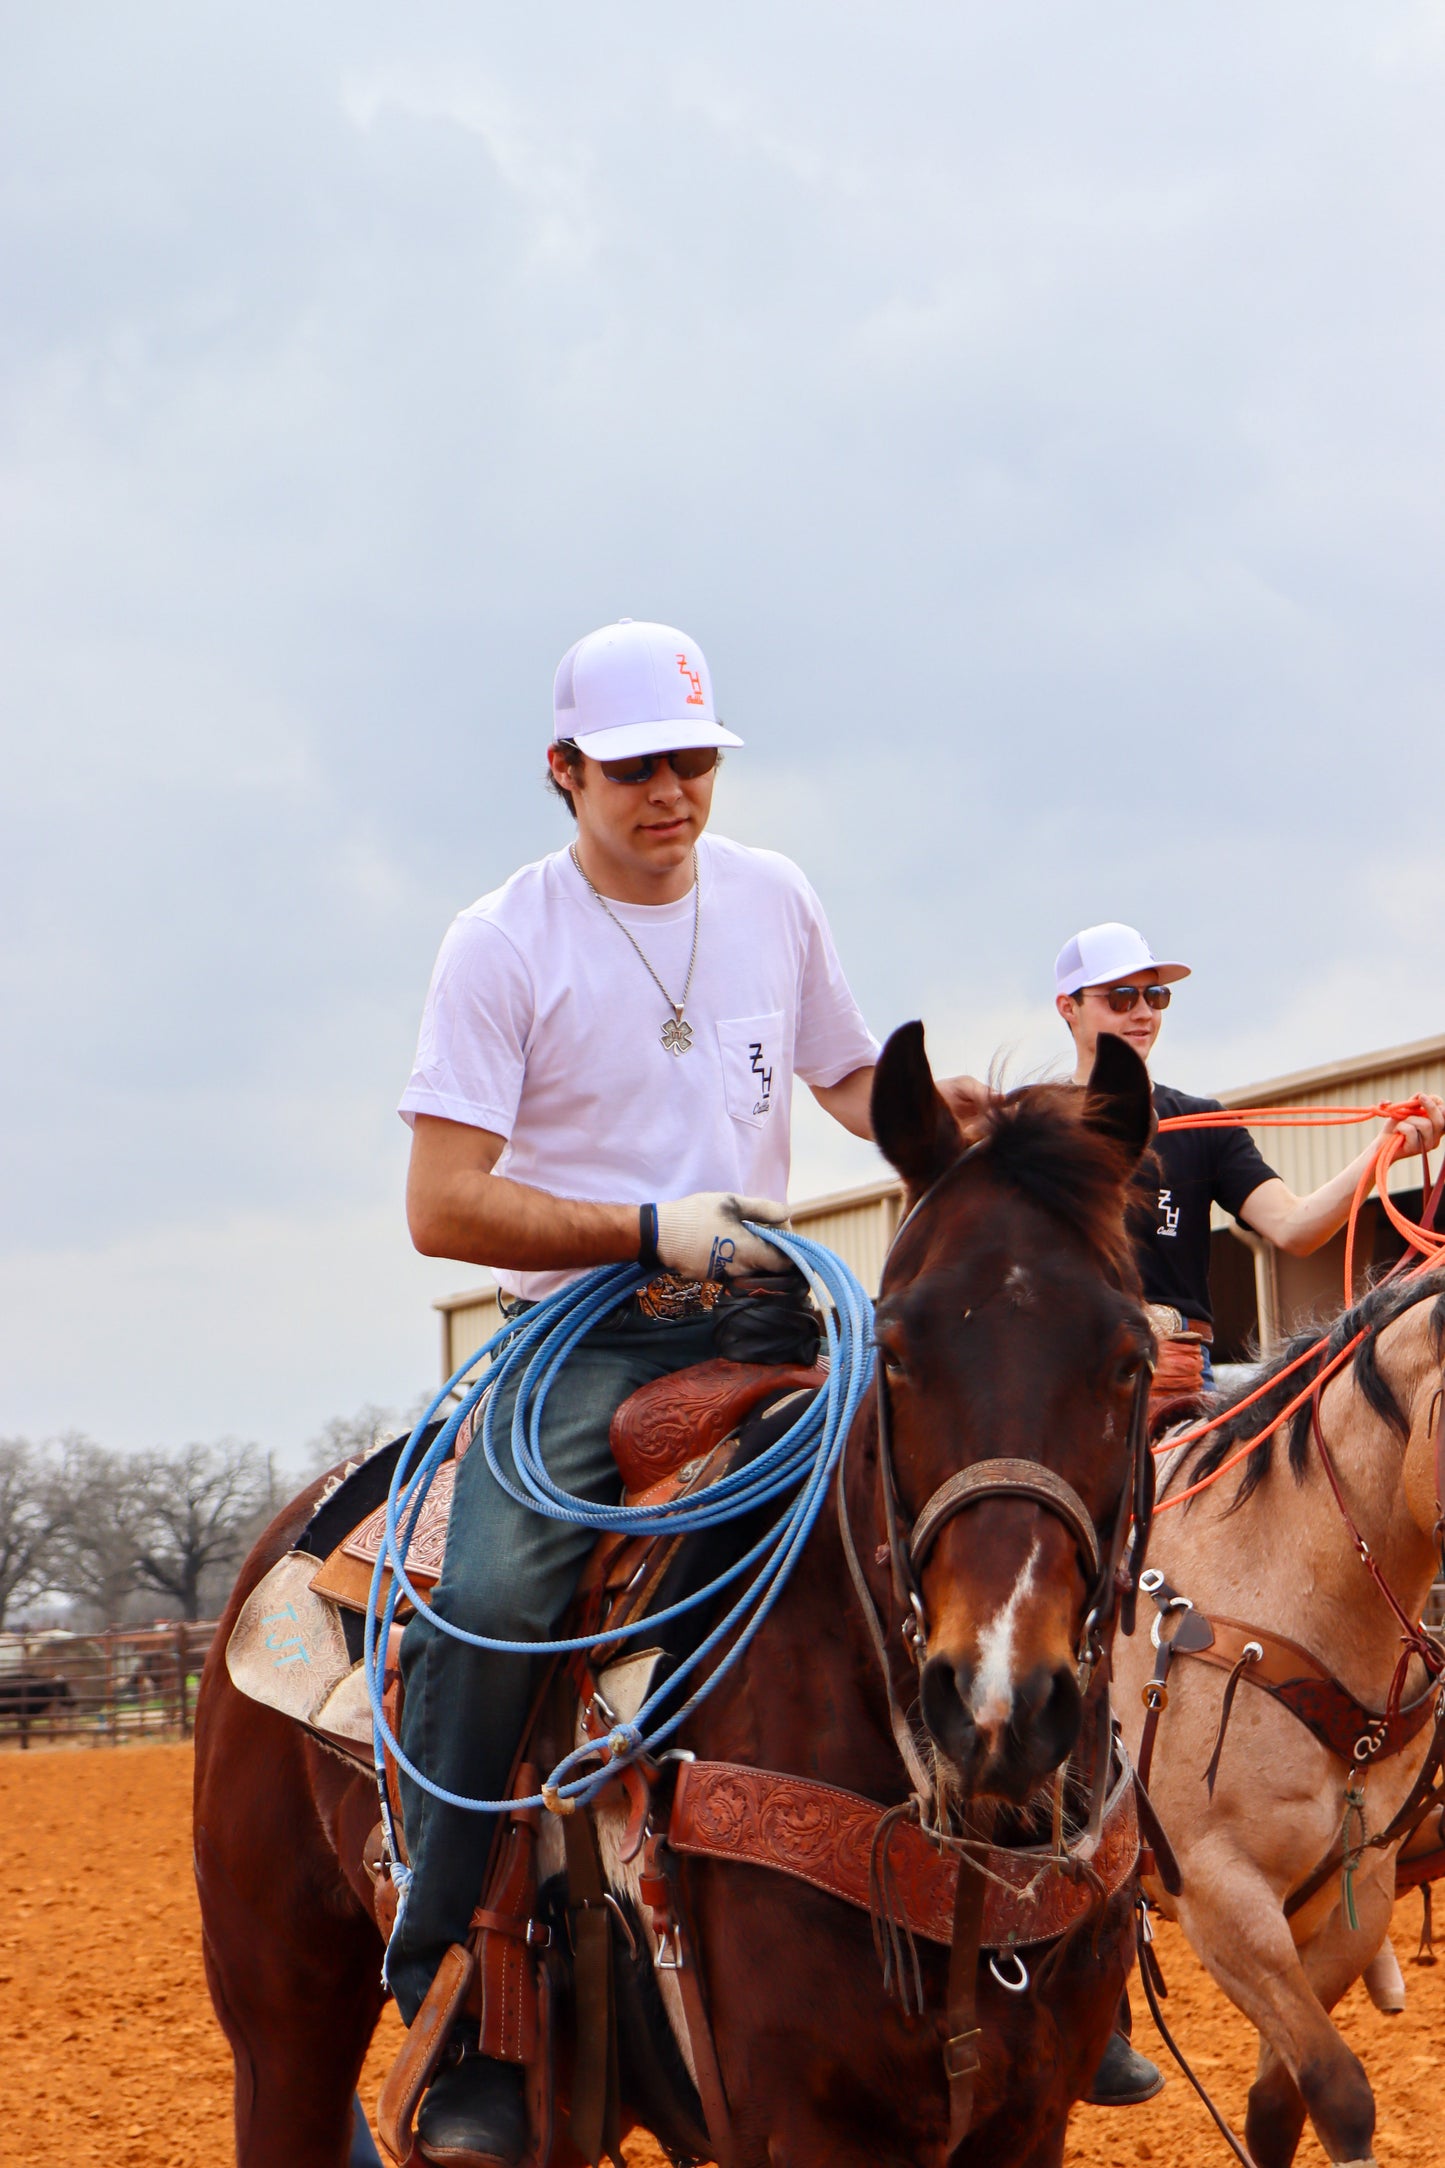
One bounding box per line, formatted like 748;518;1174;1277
558;740;722;786
1083;982;1173;1015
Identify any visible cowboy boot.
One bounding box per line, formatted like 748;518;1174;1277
1085;2029;1166;2106
416;2035;528;2168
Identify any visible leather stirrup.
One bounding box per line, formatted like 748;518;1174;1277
377;1940;476;2165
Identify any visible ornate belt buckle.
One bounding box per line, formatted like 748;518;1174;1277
636;1273;725;1321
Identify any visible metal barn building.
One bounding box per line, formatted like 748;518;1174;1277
433;1032;1445;1379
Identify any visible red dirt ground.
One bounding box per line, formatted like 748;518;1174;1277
3;1742;1440;2165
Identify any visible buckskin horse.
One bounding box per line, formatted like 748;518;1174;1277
1114;1266;1445;2168
195;1025;1157;2168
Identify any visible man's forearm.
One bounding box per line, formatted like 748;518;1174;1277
810;1066;877;1139
809;1065;989;1143
1242;1146;1381;1257
408;1167;640;1271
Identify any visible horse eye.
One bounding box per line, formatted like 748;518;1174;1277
1117;1354;1143;1386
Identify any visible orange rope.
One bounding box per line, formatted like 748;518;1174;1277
1156;1099;1431;1132
1152;1329;1368;1513
1146;1095;1441;1505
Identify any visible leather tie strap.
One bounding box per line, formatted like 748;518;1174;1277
908;1457;1101;1581
944;1832;987;2160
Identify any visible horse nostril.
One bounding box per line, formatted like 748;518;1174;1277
919;1654;977;1761
1014;1663;1083;1777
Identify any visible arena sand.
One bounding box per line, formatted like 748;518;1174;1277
3;1743;1440;2165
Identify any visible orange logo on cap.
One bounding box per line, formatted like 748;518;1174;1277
676;654;705;707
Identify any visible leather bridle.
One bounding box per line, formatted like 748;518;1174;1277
837;1141;1158;1817
873;1351;1156;1682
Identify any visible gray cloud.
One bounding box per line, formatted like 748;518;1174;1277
4;2;1444;1450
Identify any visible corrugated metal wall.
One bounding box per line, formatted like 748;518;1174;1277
1216;1035;1445;1201
434;1035;1445;1378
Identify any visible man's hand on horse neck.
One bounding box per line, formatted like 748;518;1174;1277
1239;1093;1445;1258
810;1064;988;1141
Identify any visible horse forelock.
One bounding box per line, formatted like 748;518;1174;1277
1189;1263;1445;1510
940;1081;1140;1290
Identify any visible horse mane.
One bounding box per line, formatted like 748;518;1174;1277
958;1081;1140;1289
1185;1265;1445;1510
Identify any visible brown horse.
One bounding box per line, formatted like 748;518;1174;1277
1114;1270;1445;2168
195;1024;1155;2168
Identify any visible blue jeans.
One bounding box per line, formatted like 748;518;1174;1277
388;1298;727;2023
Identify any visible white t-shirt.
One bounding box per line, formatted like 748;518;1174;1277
399;834;880;1299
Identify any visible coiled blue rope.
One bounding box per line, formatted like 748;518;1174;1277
363;1228;875;1816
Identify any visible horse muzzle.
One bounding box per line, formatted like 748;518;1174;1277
918;1649;1084;1803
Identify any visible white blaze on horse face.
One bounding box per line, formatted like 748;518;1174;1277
970;1539;1042;1733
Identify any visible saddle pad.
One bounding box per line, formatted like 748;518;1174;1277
226;1552;355;1729
669;1759;1139;1953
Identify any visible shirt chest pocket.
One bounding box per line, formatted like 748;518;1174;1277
715;1012;785;1130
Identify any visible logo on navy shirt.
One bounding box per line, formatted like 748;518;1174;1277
1157;1187;1180;1239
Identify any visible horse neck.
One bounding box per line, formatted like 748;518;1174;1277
1319;1299;1443;1619
1196;1304;1442;1677
691;1395;923;1803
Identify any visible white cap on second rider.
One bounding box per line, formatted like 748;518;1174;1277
553;618;746;761
1053;922;1192;996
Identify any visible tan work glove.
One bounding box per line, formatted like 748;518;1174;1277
641;1193;792;1281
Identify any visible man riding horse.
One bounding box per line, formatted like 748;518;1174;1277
394;618;990;2165
1053;918;1445;2113
1054;920;1445;1390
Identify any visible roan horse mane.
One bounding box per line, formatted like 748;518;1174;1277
1184;1264;1445;1507
950;1078;1144;1290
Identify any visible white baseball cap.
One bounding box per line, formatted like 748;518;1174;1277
552;619;745;761
1054;922;1192;997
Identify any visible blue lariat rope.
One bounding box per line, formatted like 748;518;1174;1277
363;1228;875;1817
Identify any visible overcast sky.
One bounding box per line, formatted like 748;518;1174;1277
4;4;1443;1460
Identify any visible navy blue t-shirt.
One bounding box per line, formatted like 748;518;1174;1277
1131;1084;1278;1324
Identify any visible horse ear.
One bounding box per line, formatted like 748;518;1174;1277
871;1022;966;1195
1083;1033;1155;1167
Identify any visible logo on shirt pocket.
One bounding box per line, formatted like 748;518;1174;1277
716;1013;784;1129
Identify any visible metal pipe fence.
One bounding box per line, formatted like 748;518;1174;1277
1;1581;1440;1754
0;1622;217;1750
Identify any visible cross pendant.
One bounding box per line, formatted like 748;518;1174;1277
660;1013;693;1056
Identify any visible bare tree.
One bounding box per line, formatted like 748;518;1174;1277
301;1400;428;1481
47;1437;148;1627
0;1438;66;1629
130;1441;270;1621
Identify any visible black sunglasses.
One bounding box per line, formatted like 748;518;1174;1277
597;746;720;785
1088;983;1172;1015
